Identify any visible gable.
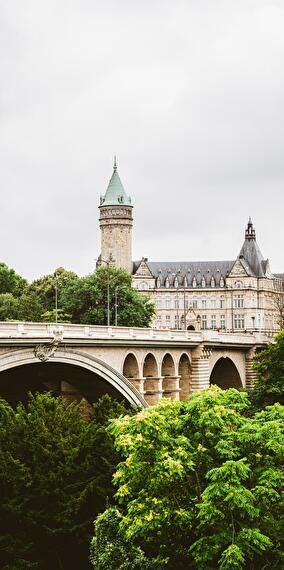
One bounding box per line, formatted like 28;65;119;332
228;259;250;278
133;258;153;278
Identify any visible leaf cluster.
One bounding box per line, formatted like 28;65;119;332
92;388;284;569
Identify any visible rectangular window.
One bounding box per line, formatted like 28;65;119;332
211;297;216;309
174;315;179;329
174;298;179;309
156;297;162;309
233;295;244;308
192;297;198;309
201;315;207;330
202;298;207;309
184;298;189;310
165;297;171;309
220;296;225;309
234;314;245;329
211;314;217;329
220;314;226;329
166;315;171;323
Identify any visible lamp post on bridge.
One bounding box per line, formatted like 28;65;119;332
114;285;127;327
97;258;111;327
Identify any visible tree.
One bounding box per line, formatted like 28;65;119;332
0;262;27;297
0;292;19;320
61;266;155;327
0;393;131;570
29;267;78;314
92;388;284;569
271;279;284;330
250;330;284;409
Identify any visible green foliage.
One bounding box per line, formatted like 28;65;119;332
61;266;155;327
91;388;284;569
0;393;130;570
90;508;153;569
0;262;27;297
250;330;284;409
29;267;78;313
0;292;19;320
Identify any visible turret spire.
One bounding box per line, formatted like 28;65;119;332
245;217;256;241
113;155;117;172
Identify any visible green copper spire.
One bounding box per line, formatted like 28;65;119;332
100;157;132;207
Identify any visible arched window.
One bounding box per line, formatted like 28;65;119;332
140;282;148;290
165;277;170;288
156;277;161;288
220;276;225;287
174;277;179;288
201;277;206;288
235;281;243;289
192;277;197;288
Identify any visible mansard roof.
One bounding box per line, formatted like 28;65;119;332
133;260;233;287
100;158;132;207
274;273;284;281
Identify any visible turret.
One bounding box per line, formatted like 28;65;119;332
99;158;133;272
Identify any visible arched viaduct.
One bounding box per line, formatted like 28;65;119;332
0;322;271;407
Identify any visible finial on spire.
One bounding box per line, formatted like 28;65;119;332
245;217;256;240
113;155;117;172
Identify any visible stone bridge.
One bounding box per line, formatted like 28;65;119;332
0;322;272;408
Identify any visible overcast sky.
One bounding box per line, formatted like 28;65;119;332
1;0;283;281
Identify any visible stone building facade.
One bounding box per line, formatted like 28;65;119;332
99;161;284;333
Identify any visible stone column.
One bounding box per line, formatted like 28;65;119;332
143;377;163;405
162;376;181;401
127;377;145;398
245;347;258;389
191;346;212;392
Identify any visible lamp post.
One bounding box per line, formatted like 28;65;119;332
54;272;59;324
98;258;111;327
115;285;127;327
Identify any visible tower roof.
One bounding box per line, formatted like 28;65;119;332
238;219;268;277
100;157;132;207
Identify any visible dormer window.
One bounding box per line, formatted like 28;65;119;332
235;281;243;289
174;277;179;288
156;277;161;288
192;276;197;288
211;276;215;287
165;277;170;288
184;276;188;287
201;277;206;288
220;276;225;287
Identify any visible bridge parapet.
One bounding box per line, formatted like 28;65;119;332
0;322;274;346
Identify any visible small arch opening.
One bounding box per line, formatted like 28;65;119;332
187;325;195;331
178;353;191;400
162;354;178;400
123;353;139;379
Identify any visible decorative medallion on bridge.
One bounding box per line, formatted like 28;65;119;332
34;329;63;362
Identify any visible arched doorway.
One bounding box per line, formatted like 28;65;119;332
178;353;191;400
187;325;195;331
161;353;178;400
0;349;146;408
210;357;242;389
143;353;160;405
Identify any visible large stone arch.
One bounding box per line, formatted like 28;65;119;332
209;350;246;388
210;357;243;389
0;348;147;407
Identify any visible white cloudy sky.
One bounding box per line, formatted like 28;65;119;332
1;0;283;280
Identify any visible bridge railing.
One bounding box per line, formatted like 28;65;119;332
0;321;274;345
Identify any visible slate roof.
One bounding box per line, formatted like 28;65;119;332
133;260;234;288
100;158;132;207
274;273;284;281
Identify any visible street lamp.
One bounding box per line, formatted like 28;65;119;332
98;258;111;327
54;272;59;324
115;285;127;327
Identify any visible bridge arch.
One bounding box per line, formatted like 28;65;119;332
178;353;192;400
0;348;147;408
210;357;243;389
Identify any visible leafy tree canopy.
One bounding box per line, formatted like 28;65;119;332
61;266;155;327
92;388;284;569
29;267;78;313
250;330;284;409
0;262;27;297
0;393;130;570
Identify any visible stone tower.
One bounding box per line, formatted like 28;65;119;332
99;158;133;273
